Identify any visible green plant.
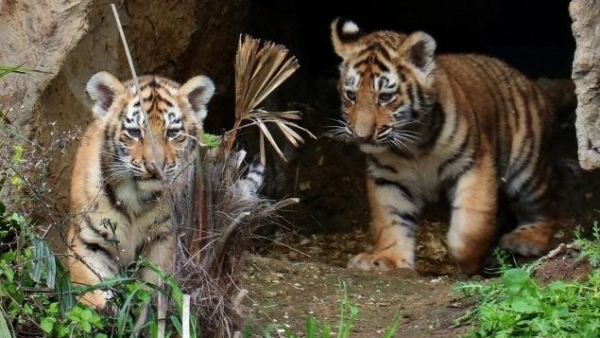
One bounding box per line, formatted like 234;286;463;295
0;201;106;337
454;229;600;337
576;221;600;268
0;64;27;79
262;281;401;338
0;200;197;337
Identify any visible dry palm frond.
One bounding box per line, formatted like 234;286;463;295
225;35;316;163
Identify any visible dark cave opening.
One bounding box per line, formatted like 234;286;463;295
247;0;575;81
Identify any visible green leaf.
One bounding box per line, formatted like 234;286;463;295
201;133;221;149
56;325;70;337
31;239;45;283
503;269;531;288
11;145;24;163
170;315;183;335
3;267;14;283
0;64;28;78
510;299;537;313
44;246;57;288
55;261;75;313
9;176;21;187
81;320;92;333
9;213;25;226
40;317;55;333
116;282;146;336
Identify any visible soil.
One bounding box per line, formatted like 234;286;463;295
237;222;589;338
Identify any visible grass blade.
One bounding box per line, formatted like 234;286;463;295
0;303;14;338
382;311;402;338
0;64;27;78
117;283;147;336
306;316;318;338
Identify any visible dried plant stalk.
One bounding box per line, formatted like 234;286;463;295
175;34;309;337
110;4;164;178
225;35;315;162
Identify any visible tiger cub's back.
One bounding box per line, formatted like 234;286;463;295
436;54;555;185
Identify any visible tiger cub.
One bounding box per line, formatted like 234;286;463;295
67;72;214;308
330;19;557;274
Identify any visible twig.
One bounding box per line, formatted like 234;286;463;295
110;5;167;338
183;294;191;338
206;211;250;274
157;283;166;338
110;3;164;179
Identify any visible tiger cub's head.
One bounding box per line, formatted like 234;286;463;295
86;72;215;191
330;18;438;154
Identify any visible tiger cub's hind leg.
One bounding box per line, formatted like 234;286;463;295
446;155;498;275
500;167;557;257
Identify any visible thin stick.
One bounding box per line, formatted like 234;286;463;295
110;6;166;338
182;294;191;338
110;3;164;178
157;284;166;338
206;212;250;274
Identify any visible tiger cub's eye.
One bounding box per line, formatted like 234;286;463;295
378;92;394;104
126;128;142;139
166;129;180;139
345;90;357;101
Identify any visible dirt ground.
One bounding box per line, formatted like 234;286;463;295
238;219;589;338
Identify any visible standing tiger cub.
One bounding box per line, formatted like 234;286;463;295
67;72;214;307
330;19;557;274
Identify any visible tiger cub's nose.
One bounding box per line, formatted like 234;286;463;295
356;135;373;143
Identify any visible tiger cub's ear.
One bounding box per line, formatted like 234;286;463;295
398;32;437;75
178;75;215;122
86;71;126;119
331;18;364;59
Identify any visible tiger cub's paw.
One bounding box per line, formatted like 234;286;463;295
347;252;414;272
500;222;554;257
79;289;115;313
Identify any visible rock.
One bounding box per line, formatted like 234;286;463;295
0;0;94;131
570;0;600;170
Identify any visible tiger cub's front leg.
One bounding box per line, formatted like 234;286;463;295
348;177;421;271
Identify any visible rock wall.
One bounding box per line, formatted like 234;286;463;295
570;0;600;170
0;0;94;130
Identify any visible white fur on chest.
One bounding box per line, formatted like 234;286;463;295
368;149;451;202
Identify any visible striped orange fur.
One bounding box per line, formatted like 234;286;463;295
66;72;214;308
330;19;557;274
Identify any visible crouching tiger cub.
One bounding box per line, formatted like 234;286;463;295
330;19;558;274
67;72;215;308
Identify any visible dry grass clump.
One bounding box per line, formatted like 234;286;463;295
170;35;312;337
